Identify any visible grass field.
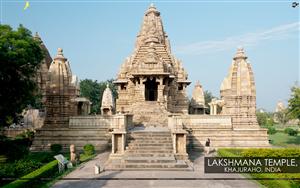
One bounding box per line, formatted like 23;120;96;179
269;131;300;147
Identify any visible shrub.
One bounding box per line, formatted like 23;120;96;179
83;144;95;156
284;127;293;133
25;152;53;164
0;138;30;161
240;148;300;157
284;128;298;136
3;160;58;188
267;127;277;135
50;144;62;154
15;130;35;141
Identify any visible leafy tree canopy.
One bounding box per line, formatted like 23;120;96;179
287;85;300;121
204;90;214;114
256;111;274;127
80;79;117;114
0;24;44;126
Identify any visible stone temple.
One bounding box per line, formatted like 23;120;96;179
31;5;269;170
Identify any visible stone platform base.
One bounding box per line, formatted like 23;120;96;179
30;127;110;152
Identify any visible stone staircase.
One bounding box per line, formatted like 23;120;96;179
131;102;169;127
105;128;191;171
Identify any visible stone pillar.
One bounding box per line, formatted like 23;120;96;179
209;103;213;115
157;85;165;102
172;130;188;160
111;133;115;154
111;131;126;155
213;104;217;115
141;77;147;101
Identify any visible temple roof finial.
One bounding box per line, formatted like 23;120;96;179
54;48;67;61
145;3;159;16
33;32;42;42
233;47;247;60
34;32;40;38
58;48;63;55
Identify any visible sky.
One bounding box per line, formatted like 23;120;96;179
0;0;299;111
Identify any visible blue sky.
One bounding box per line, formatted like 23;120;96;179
1;0;299;111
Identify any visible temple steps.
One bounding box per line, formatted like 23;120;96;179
127;143;172;147
123;156;176;163
107;162;188;170
105;129;191;171
125;150;173;154
122;153;174;157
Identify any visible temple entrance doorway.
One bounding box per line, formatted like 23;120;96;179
144;77;158;101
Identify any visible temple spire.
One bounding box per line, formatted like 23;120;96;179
34;32;41;41
54;48;67;61
135;4;167;48
101;83;115;115
233;47;248;60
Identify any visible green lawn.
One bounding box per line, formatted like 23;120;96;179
269;132;300;147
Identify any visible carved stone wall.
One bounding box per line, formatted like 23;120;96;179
220;48;258;128
114;5;190;126
169;115;269;149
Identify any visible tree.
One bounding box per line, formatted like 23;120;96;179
0;25;44;126
204;90;214;114
274;109;289;125
256;111;268;126
80;79;101;114
287;86;300;121
80;79;117;114
256;111;274;127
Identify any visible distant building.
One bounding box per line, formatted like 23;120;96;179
189;81;207;114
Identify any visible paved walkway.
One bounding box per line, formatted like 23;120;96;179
52;152;260;188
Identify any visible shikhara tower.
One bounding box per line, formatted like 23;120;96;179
114;4;190;126
220;48;258;128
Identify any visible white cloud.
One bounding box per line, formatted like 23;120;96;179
175;22;300;55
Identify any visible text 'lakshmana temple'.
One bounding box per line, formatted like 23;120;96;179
30;4;269;170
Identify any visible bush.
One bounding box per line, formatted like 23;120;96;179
50;144;62;154
284;128;298;136
83;144;95;156
0;138;30;161
267;127;277;135
0;152;54;186
240;148;300;157
284;127;293;134
3;160;58;188
16;130;35;141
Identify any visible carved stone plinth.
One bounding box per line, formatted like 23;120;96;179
172;130;188;160
111;130;126;155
